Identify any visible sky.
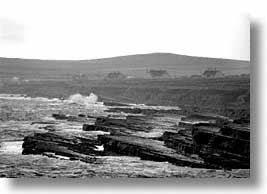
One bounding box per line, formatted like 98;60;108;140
0;0;250;61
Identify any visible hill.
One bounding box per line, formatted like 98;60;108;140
0;53;250;80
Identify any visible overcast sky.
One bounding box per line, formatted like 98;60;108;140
0;0;249;60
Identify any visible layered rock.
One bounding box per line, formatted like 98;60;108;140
22;132;102;162
98;135;206;168
105;107;182;115
161;121;250;169
52;113;92;122
83;115;153;136
22;111;250;170
160;131;196;156
192;123;250;169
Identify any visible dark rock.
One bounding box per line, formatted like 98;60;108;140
98;135;206;168
191;123;250;169
22;132;103;161
233;117;250;125
82;124;96;131
192;125;250;169
94;115;153;132
52;113;69;120
31;121;56;125
106;107;142;114
87;115;98;119
103;101;130;107
161;131;196;156
220;125;250;140
160;120;250;169
67;115;88;122
52;113;92;122
95;117;127;127
78;114;86;117
82;124;110;132
178;121;197;129
105;107;182;115
181;113;232;125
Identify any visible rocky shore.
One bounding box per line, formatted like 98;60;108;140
22;107;250;170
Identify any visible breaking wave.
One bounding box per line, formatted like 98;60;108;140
0;94;60;102
65;93;103;106
0;93;104;107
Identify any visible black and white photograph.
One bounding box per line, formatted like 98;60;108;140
0;0;255;181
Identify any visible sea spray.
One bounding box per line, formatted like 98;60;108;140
65;93;103;107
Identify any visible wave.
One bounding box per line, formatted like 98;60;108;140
0;93;104;107
0;94;60;102
65;93;103;106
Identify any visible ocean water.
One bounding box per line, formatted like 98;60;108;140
0;94;249;178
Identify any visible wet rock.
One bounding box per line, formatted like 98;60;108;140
98;135;206;168
83;124;97;131
31;121;56;125
78;114;86;117
22;132;102;161
106;108;143;114
103;101;130;107
160;121;250;169
233;117;250;125
67;115;88;122
178;121;196;129
52;113;92;122
52;113;69;120
95;115;152;132
161;131;196;156
82;124;111;132
105;107;182;115
192;124;250;169
220;124;250;140
82;115;155;136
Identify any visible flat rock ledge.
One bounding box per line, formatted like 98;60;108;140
22;132;102;163
22;113;250;170
98;135;206;168
22;131;206;168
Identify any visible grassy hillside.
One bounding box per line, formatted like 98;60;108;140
0;53;250;80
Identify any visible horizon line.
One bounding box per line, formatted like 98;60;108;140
0;52;250;62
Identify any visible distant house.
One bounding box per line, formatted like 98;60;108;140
72;73;89;82
104;71;126;81
147;69;171;79
202;68;224;78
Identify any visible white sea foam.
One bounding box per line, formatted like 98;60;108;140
94;145;104;151
0;141;23;154
0;94;61;102
65;93;103;106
